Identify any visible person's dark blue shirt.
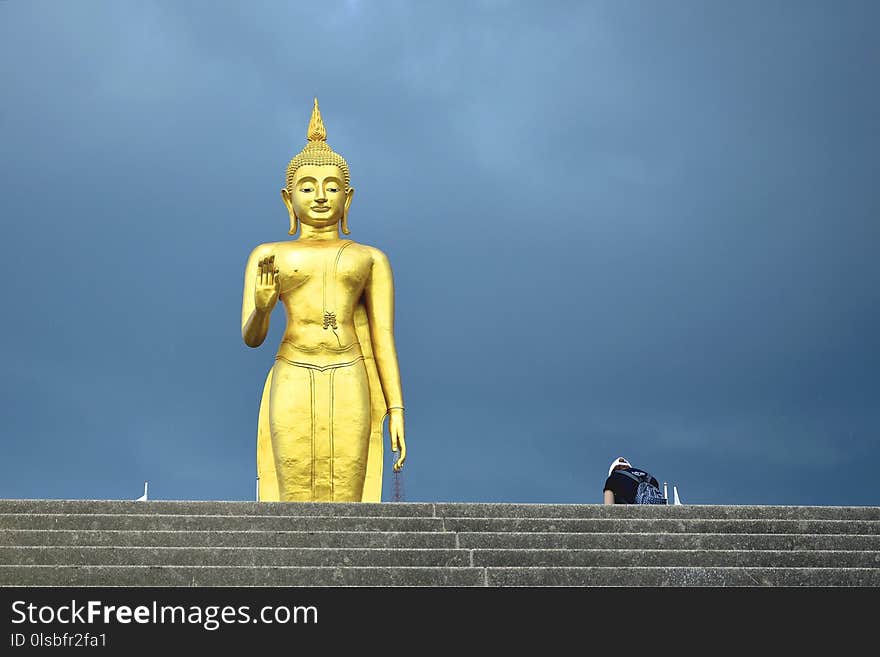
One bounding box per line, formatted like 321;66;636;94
603;467;660;504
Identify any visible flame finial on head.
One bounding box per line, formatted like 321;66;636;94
285;97;351;192
307;97;326;142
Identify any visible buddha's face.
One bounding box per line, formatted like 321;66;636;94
282;164;353;229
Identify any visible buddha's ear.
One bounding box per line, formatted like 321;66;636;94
280;188;293;213
281;188;298;236
341;187;355;235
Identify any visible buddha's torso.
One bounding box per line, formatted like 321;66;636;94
270;238;372;349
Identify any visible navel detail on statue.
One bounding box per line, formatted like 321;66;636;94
322;240;354;346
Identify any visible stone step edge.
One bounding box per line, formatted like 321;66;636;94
4;500;879;510
4;529;879;538
3;565;876;587
4;563;877;569
3;514;877;528
3;564;877;573
3;546;879;553
2;547;878;568
3;511;878;518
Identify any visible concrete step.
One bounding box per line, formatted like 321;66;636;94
0;500;432;517
0;514;446;532
484;566;880;587
0;565;487;587
0;546;471;567
2;546;876;568
469;549;880;568
2;513;875;535
2;564;877;587
0;529;458;548
434;502;880;521
1;499;878;520
457;531;880;551
4;529;878;551
443;517;879;534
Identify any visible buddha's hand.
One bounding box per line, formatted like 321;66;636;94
254;255;280;312
389;408;406;472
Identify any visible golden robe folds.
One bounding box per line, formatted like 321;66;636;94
256;303;388;503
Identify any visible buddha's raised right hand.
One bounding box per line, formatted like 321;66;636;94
254;255;280;312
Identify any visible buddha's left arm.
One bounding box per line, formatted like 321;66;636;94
364;248;406;469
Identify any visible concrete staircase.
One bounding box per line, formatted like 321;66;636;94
0;500;878;586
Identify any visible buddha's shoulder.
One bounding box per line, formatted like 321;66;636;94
347;241;390;264
246;240;297;257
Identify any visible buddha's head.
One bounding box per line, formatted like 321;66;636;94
281;98;354;236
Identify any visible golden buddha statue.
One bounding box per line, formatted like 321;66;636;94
242;98;406;502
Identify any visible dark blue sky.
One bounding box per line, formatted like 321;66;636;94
1;0;877;506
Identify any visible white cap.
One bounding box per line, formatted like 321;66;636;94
608;457;631;477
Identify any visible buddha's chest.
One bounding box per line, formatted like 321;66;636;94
276;243;369;297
